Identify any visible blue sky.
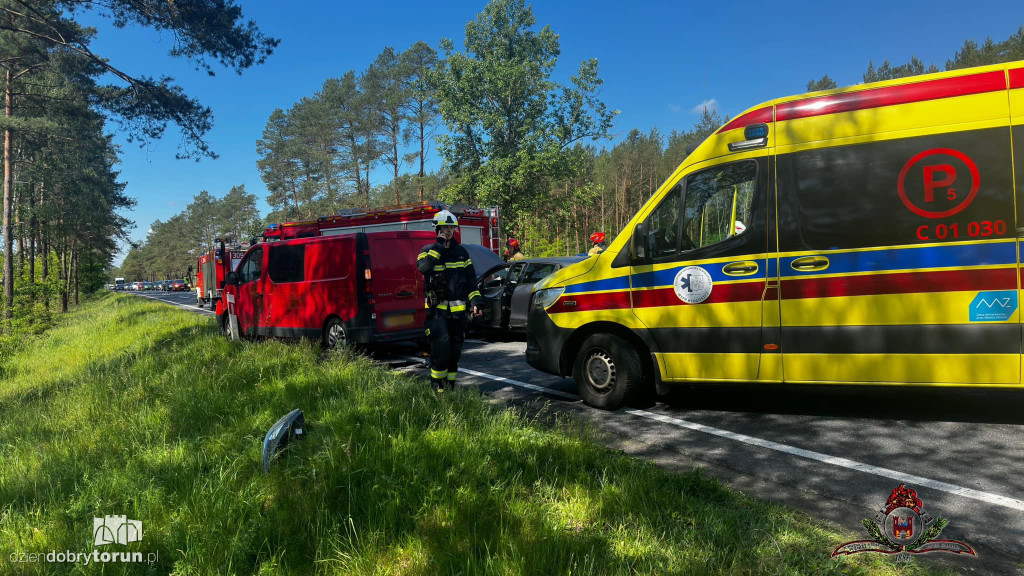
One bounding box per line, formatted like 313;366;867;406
85;0;1021;265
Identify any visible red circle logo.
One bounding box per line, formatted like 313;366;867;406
897;148;980;219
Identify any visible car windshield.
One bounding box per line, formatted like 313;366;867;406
521;263;558;283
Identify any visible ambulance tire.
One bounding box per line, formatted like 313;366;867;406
323;317;348;350
217;313;229;336
196;297;204;309
574;333;642;410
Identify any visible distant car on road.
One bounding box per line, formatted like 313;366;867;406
143;282;154;291
463;244;583;333
169;279;189;292
133;282;144;291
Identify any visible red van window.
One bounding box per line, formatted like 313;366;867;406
306;239;353;281
268;244;305;283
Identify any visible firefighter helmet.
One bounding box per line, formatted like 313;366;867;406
506;238;520;249
590;232;606;244
432;209;459;229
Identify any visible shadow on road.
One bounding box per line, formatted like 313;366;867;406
659;383;1024;424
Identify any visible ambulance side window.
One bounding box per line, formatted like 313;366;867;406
646;183;683;259
682;161;757;251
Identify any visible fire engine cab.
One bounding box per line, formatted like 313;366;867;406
263;202;501;254
194;239;250;309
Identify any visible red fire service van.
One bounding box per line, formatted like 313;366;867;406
216;230;435;348
263;202;501;253
194;239;250;309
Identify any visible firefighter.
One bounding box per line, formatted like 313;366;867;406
417;210;484;391
588;231;607;256
504;237;525;261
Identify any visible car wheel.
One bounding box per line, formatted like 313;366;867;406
573;333;643;410
218;313;229;337
323;317;347;350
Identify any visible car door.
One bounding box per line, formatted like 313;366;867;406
479;266;509;328
508;262;559;329
630;156;771;382
500;262;527;328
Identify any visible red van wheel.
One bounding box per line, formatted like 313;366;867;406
323;318;348;350
573;333;643;410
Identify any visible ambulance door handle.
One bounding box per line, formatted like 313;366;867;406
722;261;759;276
790;256;830;272
397;291;414;298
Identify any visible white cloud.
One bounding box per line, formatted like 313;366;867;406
691;99;718;113
146;227;153;235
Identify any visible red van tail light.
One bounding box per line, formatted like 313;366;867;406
364;269;372;280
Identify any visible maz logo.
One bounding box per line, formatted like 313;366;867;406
975;297;1014;309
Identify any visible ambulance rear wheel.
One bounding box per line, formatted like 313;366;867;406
323;317;348;350
574;333;642;410
196;297;204;309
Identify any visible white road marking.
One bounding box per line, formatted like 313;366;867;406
137;293;214;315
428;360;1024;513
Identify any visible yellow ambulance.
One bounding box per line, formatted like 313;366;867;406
526;60;1024;409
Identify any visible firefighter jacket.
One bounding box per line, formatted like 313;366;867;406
417;239;484;317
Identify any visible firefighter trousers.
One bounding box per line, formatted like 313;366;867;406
425;313;467;389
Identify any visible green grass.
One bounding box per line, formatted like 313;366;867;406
0;293;954;575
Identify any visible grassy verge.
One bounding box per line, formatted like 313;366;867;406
0;293;951;575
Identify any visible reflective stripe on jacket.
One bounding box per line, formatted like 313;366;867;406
416;240;484;317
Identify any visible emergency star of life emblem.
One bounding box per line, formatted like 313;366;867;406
673;266;713;304
832;484;976;562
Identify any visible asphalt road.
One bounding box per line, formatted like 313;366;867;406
132;290;1024;573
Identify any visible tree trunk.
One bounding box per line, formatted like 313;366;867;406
28;181;34;286
392;130;400;206
73;248;79;306
40;180;48;310
60;242;68;313
2;69;14;322
418;117;425;201
290;181;299;220
304;167;313;218
16;190;24;280
364;164;371;208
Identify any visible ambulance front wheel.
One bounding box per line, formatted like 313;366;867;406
574;333;643;410
217;313;229;336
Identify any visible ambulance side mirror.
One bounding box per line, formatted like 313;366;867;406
631;221;650;262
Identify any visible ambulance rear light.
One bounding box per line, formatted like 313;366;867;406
364;269;372;280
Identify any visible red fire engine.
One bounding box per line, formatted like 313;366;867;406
193;239;250;309
263;202;501;253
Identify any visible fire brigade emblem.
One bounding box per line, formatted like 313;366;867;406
832;483;976;562
673;266;713;304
